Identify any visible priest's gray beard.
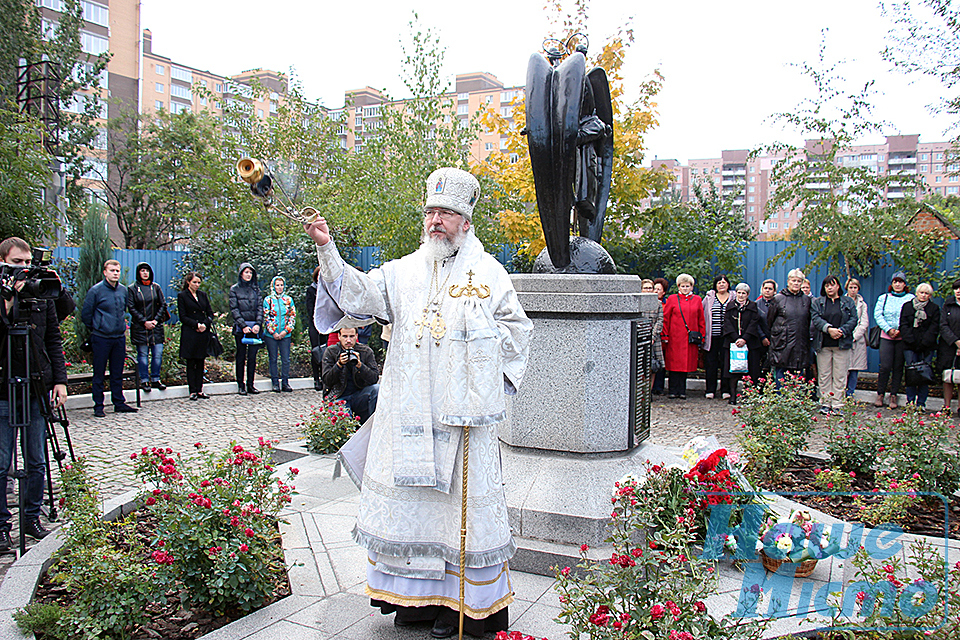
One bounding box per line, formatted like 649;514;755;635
421;223;467;261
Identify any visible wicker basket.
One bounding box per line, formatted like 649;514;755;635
760;551;818;577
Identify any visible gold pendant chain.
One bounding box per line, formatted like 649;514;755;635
415;260;454;348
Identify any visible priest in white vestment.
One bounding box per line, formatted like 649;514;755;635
304;168;533;638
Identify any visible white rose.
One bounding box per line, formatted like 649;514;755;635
776;536;793;553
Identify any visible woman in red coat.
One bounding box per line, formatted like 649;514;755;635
662;273;705;399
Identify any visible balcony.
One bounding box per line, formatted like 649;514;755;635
722;169;746;177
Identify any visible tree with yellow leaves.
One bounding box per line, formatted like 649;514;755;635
475;1;669;266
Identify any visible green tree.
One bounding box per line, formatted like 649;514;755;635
0;108;52;243
315;18;501;262
611;181;753;288
96;107;239;249
73;202;112;343
760;40;921;281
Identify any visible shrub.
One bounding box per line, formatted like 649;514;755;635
735;374;816;485
879;407;960;498
299;398;361;454
554;466;766;640
824;399;887;478
15;458;168;640
853;472;922;526
132;438;298;613
812;467;855;492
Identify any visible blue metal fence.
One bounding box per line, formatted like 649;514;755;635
52;247;189;305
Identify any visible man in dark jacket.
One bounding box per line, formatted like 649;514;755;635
81;259;137;417
0;237;68;548
127;262;168;392
321;326;379;423
766;268;812;385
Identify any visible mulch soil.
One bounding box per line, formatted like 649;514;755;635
29;510;290;640
765;454;960;540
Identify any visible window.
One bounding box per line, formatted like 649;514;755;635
457;92;468;101
748;186;755;193
485;142;494;151
81;158;107;180
937;164;944;172
354;143;363;153
257;109;264;118
269;101;277;113
747;196;755;203
457;104;468;116
769;222;778;229
936;176;942;183
215;83;223;93
768;211;778;218
82;1;109;27
749;176;755;183
170;84;191;100
155;100;164;110
155;64;164;75
949;186;959;195
749;166;756;173
38;0;63;10
748;215;755;222
920;164;928;173
782;223;790;230
155;82;164;93
171;67;192;83
362;106;380;117
199;79;207;88
748;206;755;212
951;175;958;182
485;95;492;104
920;153;929;161
80;30;108;55
509;152;520;164
938;153;944;160
355;115;362;127
92;127;107;150
500;106;511;117
500;138;509;149
199;96;207;106
170;102;189;114
501;90;517;103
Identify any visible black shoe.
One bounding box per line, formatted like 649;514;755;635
431;620;457;639
189;393;199;401
93;408;106;418
152;380;166;391
141;381;152;393
314;380;322;391
238;386;248;396
0;530;10;552
272;385;281;393
678;394;687;400
281;384;293;392
196;392;210;399
114;404;138;413
24;519;49;540
247;385;260;395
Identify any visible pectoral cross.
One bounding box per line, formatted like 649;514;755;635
414;307;430;348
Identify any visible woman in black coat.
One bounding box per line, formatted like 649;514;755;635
721;283;764;404
940;279;960;415
305;265;323;391
899;282;941;410
177;271;214;400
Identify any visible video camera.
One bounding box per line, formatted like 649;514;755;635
0;248;62;301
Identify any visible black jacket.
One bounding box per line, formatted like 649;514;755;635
766;288;811;370
722;299;763;350
900;299;940;354
177;289;214;359
228;263;263;336
321;342;379;399
940;298;960;371
305;282;321;347
0;297;67;393
127;262;168;346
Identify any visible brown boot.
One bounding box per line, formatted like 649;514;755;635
874;393;884;408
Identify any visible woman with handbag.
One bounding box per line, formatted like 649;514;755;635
721;282;762;404
263;275;296;393
939;279;960;415
845;278;869;397
701;274;732;400
811;275;858;414
662;273;705;400
899;282;940;411
177;271;214;401
229;263;263;396
874;271;914;409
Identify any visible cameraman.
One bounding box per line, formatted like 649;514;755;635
321;326;379;423
0;237;67;549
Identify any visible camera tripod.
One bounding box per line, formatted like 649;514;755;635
6;305;75;556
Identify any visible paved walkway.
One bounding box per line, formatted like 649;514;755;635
0;379;947;639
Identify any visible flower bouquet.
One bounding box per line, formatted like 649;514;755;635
756;509;839;577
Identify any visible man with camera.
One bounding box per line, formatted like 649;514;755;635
81;259;137;417
321;326;379;423
0;237;68;549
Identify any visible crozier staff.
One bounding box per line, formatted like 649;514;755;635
304;168;532;639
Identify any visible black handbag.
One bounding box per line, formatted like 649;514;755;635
207;331;224;358
676;294;704;346
866;325;881;350
904;357;935;386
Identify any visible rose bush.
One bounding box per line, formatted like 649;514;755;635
298;398;361;454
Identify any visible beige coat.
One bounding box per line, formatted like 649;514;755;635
849;293;869;371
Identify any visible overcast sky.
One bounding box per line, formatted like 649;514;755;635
140;0;955;164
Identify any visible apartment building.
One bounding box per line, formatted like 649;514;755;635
652;135;955;239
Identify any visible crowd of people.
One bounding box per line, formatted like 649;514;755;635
647;269;960;414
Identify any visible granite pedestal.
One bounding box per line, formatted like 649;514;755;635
501;274;665;574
